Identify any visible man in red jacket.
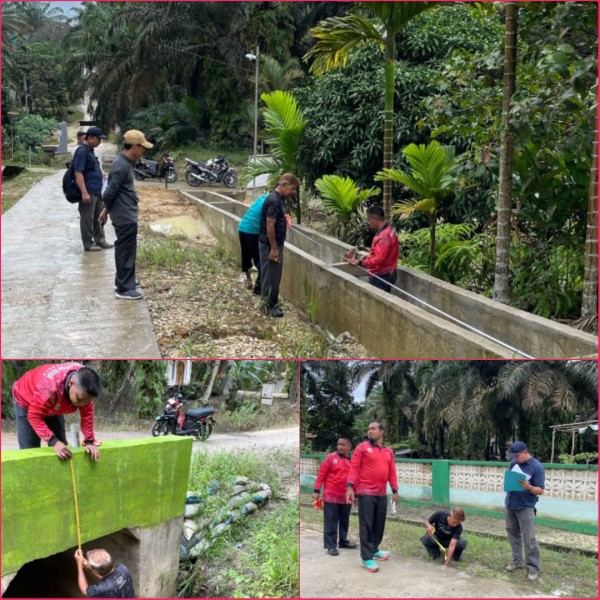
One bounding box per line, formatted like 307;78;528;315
12;362;101;460
344;205;399;293
346;422;398;573
312;435;357;556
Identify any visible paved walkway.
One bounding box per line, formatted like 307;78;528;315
1;170;161;358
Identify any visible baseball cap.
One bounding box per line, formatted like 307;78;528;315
508;441;528;458
123;130;153;149
85;126;106;139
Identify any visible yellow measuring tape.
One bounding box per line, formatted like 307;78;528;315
69;458;82;552
429;531;447;559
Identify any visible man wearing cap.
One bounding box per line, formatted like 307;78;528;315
73;127;112;252
504;441;545;582
99;130;153;300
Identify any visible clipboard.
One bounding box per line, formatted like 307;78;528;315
504;470;527;492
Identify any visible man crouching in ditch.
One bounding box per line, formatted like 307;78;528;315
74;549;135;598
421;507;467;567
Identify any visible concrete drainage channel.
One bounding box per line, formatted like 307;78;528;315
181;189;597;359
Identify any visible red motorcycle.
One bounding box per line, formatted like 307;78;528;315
151;392;216;441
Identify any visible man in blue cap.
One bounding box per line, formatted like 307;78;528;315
504;441;545;582
73;126;113;252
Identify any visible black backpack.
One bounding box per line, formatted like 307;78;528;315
62;160;82;204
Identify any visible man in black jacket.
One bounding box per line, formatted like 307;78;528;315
99;130;153;300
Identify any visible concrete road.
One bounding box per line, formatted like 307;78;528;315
1;171;161;358
0;426;298;453
300;529;546;598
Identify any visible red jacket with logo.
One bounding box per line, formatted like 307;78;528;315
361;224;399;275
12;362;95;443
347;440;398;496
314;451;352;504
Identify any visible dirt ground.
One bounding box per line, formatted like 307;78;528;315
134;186;367;358
300;528;546;598
0;426;298;454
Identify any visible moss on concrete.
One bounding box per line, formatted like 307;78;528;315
1;437;192;575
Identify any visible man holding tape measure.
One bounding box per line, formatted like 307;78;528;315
421;508;467;566
12;362;101;460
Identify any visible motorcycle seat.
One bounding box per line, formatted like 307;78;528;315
186;407;215;418
185;158;201;167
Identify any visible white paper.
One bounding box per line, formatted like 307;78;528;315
510;463;531;481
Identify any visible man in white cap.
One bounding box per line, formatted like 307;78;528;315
100;130;153;300
504;441;545;582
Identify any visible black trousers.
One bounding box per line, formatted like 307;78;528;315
420;534;467;560
259;241;284;309
357;494;387;560
113;221;138;293
323;502;352;549
13;398;67;448
369;270;397;293
239;231;261;292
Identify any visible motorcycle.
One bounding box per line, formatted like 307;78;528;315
151;392;216;441
184;155;237;188
134;154;178;183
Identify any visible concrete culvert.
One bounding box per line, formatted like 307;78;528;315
3;529;140;598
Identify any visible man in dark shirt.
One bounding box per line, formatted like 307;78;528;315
421;508;467;566
504;441;545;582
75;549;135;598
258;172;300;317
100;130;153;300
73;127;112;252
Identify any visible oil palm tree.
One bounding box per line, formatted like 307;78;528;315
303;2;436;220
376;141;460;274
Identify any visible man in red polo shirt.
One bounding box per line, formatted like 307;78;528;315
346;422;398;573
312;435;357;556
344;205;399;293
12;362;101;460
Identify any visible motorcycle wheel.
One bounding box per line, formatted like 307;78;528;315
195;422;213;442
222;170;237;188
151;420;169;437
185;168;202;187
166;168;178;184
134;170;146;181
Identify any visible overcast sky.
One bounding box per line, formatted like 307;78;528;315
49;1;82;17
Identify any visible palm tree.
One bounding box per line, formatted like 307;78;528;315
314;175;379;244
1;3;27;69
580;101;598;333
259;55;304;93
376;141;460;274
303;2;436;220
244;90;308;221
493;2;518;304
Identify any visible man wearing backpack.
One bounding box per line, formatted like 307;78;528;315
73;127;113;252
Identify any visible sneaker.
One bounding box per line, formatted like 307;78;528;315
115;289;144;300
269;306;284;318
505;563;523;572
361;559;378;573
527;571;539;582
96;241;114;249
84;245;102;252
373;550;390;561
327;548;339;556
114;281;142;291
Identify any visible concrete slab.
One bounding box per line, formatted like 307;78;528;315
1;171;161;358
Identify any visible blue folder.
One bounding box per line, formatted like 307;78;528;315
504;470;527;492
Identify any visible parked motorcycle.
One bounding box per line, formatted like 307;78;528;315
151;392;216;441
134;154;178;183
184;155;237;188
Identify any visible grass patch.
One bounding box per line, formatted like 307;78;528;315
1;169;57;213
301;500;598;598
216;399;297;433
180;449;298;598
137;234;204;271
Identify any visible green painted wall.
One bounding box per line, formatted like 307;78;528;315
431;460;450;504
1;437;193;575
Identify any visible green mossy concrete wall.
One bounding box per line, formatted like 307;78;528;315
1;437;192;576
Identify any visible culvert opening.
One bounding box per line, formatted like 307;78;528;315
3;528;140;598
